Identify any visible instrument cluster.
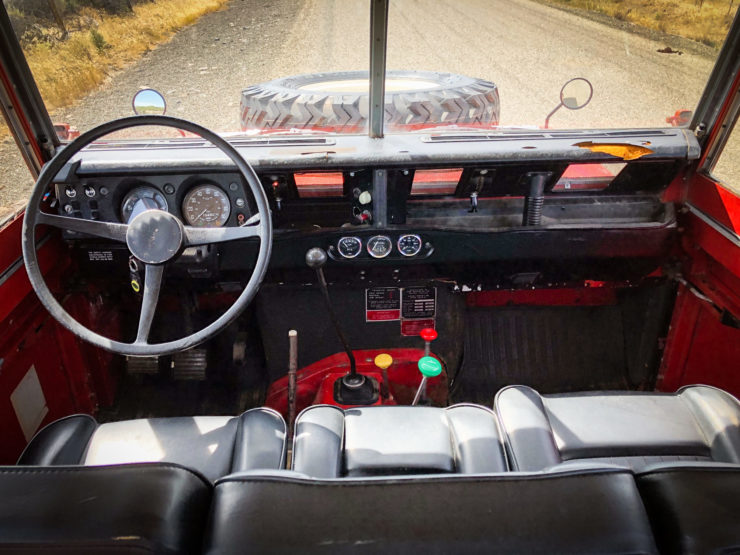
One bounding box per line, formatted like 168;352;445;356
330;233;431;261
56;174;253;238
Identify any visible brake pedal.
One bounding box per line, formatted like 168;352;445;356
171;349;208;381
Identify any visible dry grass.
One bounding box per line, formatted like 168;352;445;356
541;0;738;48
26;0;229;110
0;0;227;137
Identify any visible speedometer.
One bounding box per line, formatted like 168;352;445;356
183;185;231;227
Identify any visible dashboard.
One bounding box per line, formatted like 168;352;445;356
52;127;699;273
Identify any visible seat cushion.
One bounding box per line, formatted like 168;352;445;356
292;404;506;478
495;385;740;471
204;468;658;554
18;408;286;481
0;463;211;554
636;464;740;555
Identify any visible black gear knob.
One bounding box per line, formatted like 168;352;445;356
305;247;327;269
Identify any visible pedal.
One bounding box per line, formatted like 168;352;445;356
125;356;160;375
171;349;208;381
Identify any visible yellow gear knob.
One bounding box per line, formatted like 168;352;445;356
374;353;393;370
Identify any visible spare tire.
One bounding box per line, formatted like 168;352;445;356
239;70;500;133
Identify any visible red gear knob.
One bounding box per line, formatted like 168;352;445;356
420;328;437;342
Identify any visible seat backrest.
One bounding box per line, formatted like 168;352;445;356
292;403;507;478
495;384;740;471
0;463;211;554
18;408;287;481
204;467;658;554
636;463;740;555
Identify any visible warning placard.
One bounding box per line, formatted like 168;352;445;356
402;286;436;319
365;287;401;322
401;286;437;336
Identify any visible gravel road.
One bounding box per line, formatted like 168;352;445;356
0;0;729;214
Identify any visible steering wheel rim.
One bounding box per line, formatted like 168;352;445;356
22;115;273;356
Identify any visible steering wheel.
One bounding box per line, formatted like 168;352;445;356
22;115;273;356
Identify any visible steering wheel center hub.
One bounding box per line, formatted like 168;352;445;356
126;209;184;264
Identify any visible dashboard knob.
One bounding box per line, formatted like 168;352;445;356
420;328;437;342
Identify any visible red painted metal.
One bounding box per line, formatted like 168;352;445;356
657;285;740;397
683;212;740;280
0;293;93;463
0;58;44;169
465;286;619;307
264;348;448;418
687;173;740;235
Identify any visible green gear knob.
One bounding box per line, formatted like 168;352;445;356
417;356;442;378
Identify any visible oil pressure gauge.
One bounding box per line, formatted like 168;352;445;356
397;234;422;257
367;235;393;258
337;236;362;258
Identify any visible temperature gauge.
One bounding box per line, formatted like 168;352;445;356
337;236;362;259
367;235;393;258
397;234;422;257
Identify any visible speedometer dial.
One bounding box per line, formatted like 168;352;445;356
183;185;231;227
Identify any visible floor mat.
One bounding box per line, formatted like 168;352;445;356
453;306;630;404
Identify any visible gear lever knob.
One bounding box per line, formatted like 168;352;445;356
305;247;327;269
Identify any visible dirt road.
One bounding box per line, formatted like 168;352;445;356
0;0;725;213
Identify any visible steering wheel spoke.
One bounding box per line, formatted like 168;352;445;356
184;222;261;246
37;212;128;242
134;264;164;345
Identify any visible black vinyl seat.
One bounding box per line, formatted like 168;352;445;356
204;466;659;554
18;407;287;482
636;462;740;555
495;384;740;472
0;463;210;554
292;404;507;478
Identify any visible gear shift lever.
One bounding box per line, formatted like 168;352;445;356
306;248;378;404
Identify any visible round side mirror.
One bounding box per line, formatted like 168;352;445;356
132;88;167;115
560;78;593;110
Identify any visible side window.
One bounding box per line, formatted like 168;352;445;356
0;135;35;223
709;112;740;196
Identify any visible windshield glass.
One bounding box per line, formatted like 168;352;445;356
2;0;737;140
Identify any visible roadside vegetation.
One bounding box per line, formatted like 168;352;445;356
2;0;228;122
540;0;737;48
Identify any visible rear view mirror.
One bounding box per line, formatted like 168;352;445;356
545;77;593;128
132;88;166;115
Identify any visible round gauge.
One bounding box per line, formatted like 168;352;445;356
121;186;168;222
397;234;422;257
182;185;231;227
337;236;362;259
367;235;393;259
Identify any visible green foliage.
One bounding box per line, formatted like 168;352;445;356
89;27;109;52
